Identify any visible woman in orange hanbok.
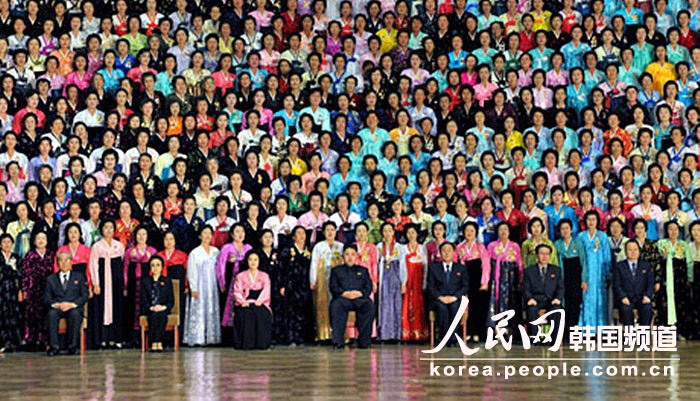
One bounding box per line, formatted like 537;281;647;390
400;224;428;341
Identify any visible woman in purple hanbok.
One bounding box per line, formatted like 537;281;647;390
20;232;55;349
376;223;407;341
217;224;252;329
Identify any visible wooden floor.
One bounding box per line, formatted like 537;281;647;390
1;343;699;400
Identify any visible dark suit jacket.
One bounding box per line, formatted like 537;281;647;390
43;271;89;309
329;264;373;300
141;275;175;315
522;264;564;304
426;261;469;303
613;259;654;305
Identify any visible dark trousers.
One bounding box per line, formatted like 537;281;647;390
434;300;462;345
330;297;374;347
147;310;168;343
47;307;83;350
619;301;653;326
526;300;563;338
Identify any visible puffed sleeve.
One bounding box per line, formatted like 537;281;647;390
186;251;198;294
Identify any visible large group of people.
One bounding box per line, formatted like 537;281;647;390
1;0;700;355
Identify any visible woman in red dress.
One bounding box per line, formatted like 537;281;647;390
114;200;139;249
401;224;428;341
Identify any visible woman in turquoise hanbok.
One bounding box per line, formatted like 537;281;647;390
576;210;611;331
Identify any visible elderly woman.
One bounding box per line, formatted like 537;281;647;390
232;250;272;350
141;255;174;352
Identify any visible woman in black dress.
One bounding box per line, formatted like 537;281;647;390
277;226;314;345
554;219;585;338
0;234;21;352
232;250;273;350
141;255;174;352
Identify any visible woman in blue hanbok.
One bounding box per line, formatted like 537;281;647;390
576;210;612;331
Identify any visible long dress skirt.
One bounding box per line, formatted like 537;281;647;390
692;261;700;339
22;264;52;347
487;261;520;330
657;258;691;337
269;264;285;344
313;263;332;341
283;259;314;344
220;260;237;343
233;290;272;350
378;259;402;341
124;261;144;342
0;265;21;348
562;256;583;336
401;259;427;341
167;264;187;337
90;257;124;346
465;258;490;339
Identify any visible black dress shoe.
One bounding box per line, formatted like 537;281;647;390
67;347;79;355
46;348;59;356
332;344;345;350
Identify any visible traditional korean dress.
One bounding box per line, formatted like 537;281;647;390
0;251;21;349
400;242;426;341
218;243;253;328
184;245;221;346
88;238;125;347
656;239;694;337
576;230;611;331
486;240;523;329
310;240;344;341
157;249;188;336
20;249;54;347
123;246;157;333
375;240;406;341
456;239;491;339
555;237;585;335
278;245;315;344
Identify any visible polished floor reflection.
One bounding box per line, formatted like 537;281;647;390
0;343;698;400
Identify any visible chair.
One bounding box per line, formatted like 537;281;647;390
58;303;88;354
140;279;181;352
344;311;356;341
429;309;468;349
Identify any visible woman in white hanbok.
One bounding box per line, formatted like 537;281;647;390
184;226;221;346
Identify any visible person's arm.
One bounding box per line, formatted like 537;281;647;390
360;268;372;299
257;273;271;307
456;264;469;298
522;267;533;302
479;243;491;287
426;263;439;302
43;275;58;308
643;261;654;301
329;266;343;299
554;266;564;302
186;251;198;295
613;263;627;302
75;273;89;308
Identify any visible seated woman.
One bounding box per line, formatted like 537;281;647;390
141;255;174;352
232;250;272;350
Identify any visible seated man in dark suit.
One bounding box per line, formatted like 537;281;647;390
426;242;469;346
329;244;375;349
522;244;564;337
43;252;89;356
613;240;654;326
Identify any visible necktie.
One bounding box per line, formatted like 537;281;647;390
61;274;68;290
541;266;547;283
631;262;637;278
445;265;451;284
